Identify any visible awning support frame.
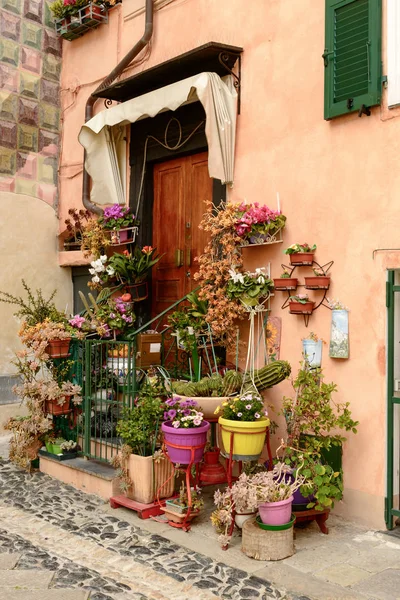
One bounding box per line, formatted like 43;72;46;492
218;52;241;115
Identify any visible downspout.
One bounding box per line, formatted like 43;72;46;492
82;0;154;214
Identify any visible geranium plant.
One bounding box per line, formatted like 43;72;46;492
226;267;274;307
285;243;316;255
163;396;205;428
214;391;268;422
234;202;286;240
289;293;310;304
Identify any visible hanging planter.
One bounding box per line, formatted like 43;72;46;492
218;417;269;461
45;397;71;416
273;277;298;291
161;420;210;464
289;296;315;315
109;226;138;246
124;281;148;302
45;338;71;358
284;243;316;266
304;276;330;290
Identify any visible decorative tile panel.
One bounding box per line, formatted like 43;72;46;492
0;91;18;121
15;176;37;195
38;154;57;184
1;0;22;15
39;101;59;131
0;10;21;41
0;38;19;66
0;119;17;148
19;70;39;98
17;150;36;178
0;175;15;192
0;63;19;92
43;28;61;56
20;45;41;73
23;0;42;24
43;0;53;29
42;52;61;81
40;78;59;105
39;128;58;155
22;19;41;48
18;96;38;126
0;147;16;174
17;122;38;151
37;181;56;205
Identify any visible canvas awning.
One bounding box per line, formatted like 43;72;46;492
78;72;237;207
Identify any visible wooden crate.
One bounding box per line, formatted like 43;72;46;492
136;333;162;368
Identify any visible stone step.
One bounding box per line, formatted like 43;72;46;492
3;591;90;600
0;569;54;589
0;553;20;569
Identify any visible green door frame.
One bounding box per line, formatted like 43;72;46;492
386;270;400;528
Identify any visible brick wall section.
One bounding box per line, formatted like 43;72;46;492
0;0;61;205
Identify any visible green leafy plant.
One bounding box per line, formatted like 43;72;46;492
226;267;274;307
168;292;208;352
285;243;316;255
0;280;65;326
116;382;167;456
289;294;310;304
279;363;358;510
280;269;292;279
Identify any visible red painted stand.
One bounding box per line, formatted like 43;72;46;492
219;425;273;550
293;508;330;534
110;495;167;519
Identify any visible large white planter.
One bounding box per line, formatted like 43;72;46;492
126;454;175;504
175;395;230;419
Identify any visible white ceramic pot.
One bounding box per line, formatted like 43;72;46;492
235;512;257;529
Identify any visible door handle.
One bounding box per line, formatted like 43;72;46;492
175;249;183;267
186;248;191;267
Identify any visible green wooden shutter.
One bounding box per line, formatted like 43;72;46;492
324;0;382;120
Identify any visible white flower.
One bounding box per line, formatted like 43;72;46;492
100;255;107;263
255;268;265;274
106;266;115;276
92;275;100;284
89;268;95;275
228;268;245;284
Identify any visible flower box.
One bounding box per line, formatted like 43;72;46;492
109;226;138;246
289;252;315;266
45;397;71;416
54;4;108;41
304;276;330;290
273;278;298;291
45;338;71;358
289;301;315;315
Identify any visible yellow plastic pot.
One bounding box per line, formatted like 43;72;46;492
218;416;269;461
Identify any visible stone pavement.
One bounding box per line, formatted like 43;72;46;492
0;436;399;599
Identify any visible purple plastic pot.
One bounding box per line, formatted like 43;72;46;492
258;495;294;526
161;421;210;464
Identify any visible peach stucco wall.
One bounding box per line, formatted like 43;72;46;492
58;0;400;528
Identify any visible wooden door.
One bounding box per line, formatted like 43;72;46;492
152;152;212;317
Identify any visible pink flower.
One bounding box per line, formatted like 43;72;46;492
69;315;86;329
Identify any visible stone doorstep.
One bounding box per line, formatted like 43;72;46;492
0;570;54;589
0;553;21;570
4;592;90;600
40;455;119;501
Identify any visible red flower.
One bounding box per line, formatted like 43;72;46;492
142;246;153;254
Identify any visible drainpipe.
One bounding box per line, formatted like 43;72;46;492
82;0;154;214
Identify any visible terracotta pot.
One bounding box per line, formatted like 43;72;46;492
45;338;71;358
45;397;71;416
160;505;200;524
126;454;175;504
289;301;315;315
289;252;315;266
84;4;103;20
304;276;330;290
273;278;298;290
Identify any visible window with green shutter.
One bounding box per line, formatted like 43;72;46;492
323;0;382;120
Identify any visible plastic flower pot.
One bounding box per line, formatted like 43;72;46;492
218;417;269;461
289;301;315;315
258;496;294;526
45;338;71;358
161;421;210;464
273;278;298;291
302;339;323;368
255;513;296;531
304;276;330;290
289;252;315;266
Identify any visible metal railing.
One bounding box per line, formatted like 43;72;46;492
78;291;197;462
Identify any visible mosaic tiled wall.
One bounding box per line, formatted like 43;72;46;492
0;0;61;205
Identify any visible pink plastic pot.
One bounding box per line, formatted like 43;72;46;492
161;421;210;464
258;495;294;526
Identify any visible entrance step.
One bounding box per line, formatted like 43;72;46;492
4;591;90;600
40;454;119;500
0;569;54;589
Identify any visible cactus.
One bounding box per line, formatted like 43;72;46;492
222;370;243;395
196;379;211;396
243;360;291;391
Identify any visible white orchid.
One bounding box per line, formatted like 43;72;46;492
228;268;245;284
100;255;107;264
92;275;100;284
106;266;115;276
